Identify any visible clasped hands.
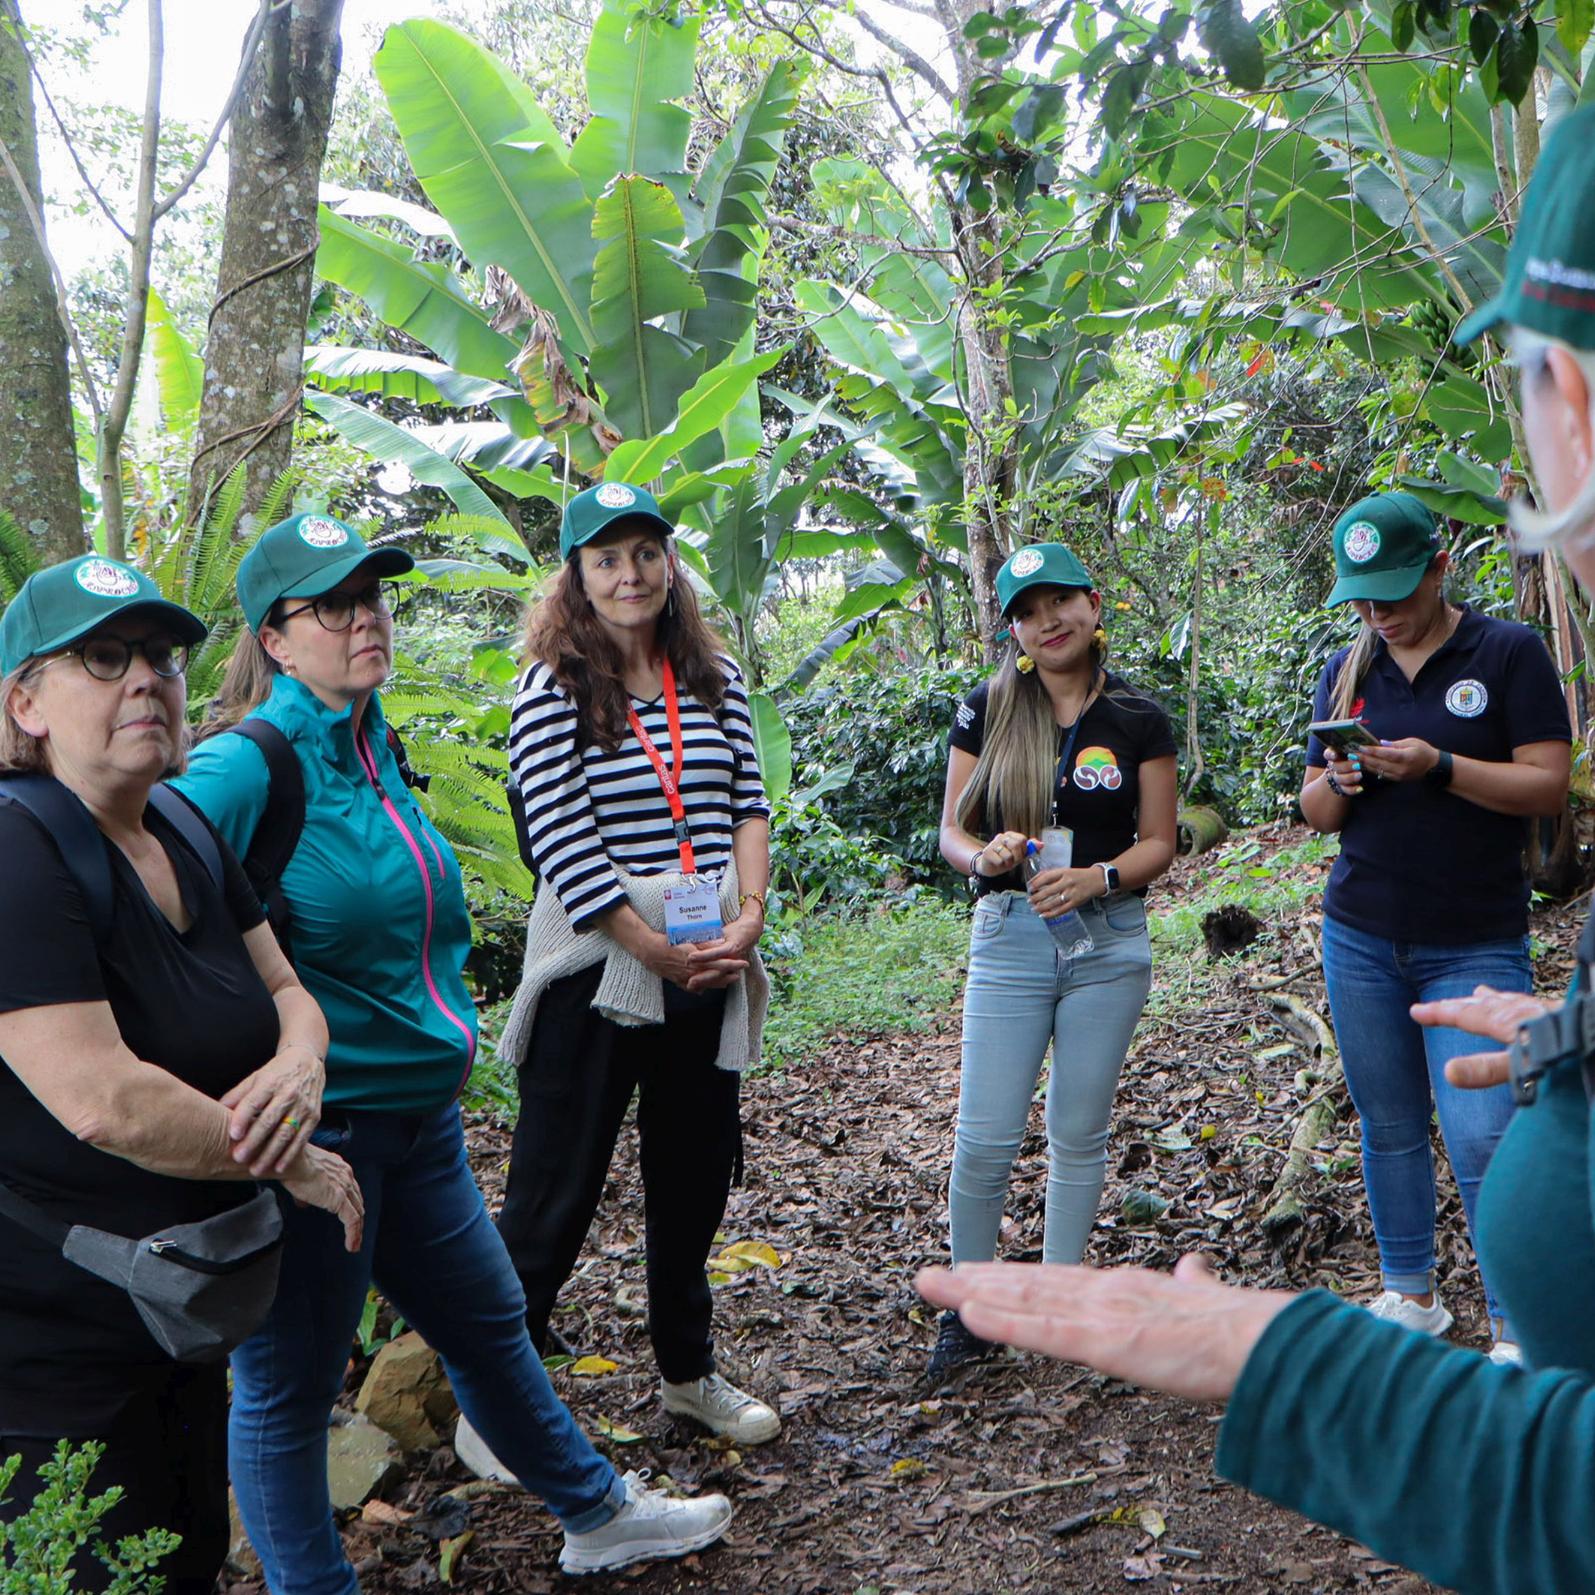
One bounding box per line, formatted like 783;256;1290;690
976;829;1108;918
649;908;764;993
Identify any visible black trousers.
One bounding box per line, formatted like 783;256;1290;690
0;1363;228;1595
498;964;742;1385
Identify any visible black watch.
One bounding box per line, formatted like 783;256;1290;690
1097;862;1120;894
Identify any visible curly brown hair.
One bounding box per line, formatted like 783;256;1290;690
522;530;728;751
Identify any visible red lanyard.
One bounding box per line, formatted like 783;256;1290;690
626;657;696;875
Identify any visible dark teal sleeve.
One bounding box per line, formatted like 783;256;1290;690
1217;1289;1595;1595
171;732;272;860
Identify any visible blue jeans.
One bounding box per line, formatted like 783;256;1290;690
951;892;1153;1266
230;1105;623;1595
1320;914;1527;1322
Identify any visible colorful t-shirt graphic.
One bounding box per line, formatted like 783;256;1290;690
1073;746;1123;791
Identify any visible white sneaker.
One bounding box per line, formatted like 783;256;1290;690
1488;1339;1523;1367
453;1412;518;1485
1366;1290;1454;1337
660;1372;781;1444
559;1469;732;1575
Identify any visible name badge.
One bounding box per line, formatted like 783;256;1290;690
663;876;724;945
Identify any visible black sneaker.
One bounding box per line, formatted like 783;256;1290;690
925;1308;996;1383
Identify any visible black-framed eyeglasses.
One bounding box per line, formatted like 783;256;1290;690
278;580;407;633
63;634;189;681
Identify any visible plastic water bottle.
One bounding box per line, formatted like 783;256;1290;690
1023;839;1094;960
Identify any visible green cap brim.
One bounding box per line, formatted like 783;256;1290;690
1000;576;1091;617
1326;562;1430;605
43;597;209;656
563;510;676;559
1454;296;1505;346
278;547;415;604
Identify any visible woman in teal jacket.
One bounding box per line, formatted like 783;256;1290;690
177;514;732;1590
921;102;1595;1595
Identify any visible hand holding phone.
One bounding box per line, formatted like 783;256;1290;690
1307;718;1379;757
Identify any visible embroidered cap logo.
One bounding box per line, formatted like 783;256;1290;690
74;559;140;600
1009;549;1044;578
298;516;350;550
595;483;637;510
1343;522;1381;564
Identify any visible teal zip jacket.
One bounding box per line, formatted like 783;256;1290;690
175;674;478;1111
1217;1050;1595;1594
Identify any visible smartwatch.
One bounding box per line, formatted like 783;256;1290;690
1097;862;1120;894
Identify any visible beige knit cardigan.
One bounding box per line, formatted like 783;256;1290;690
497;859;769;1074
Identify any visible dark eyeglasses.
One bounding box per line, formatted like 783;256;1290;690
277;580;407;633
63;634;189;681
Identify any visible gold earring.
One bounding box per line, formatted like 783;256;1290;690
1093;627;1107;649
1015;653;1036;674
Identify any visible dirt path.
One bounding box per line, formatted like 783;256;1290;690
307;827;1583;1595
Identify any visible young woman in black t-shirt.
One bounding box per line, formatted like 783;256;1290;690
0;556;360;1595
929;543;1177;1379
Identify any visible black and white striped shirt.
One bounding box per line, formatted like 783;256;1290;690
509;655;770;929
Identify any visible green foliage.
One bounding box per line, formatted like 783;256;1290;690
1151;832;1337;959
761;898;969;1071
0;1442;178;1593
782;664;982;884
768;784;906;915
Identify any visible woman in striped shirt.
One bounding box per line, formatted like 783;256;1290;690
494;482;779;1448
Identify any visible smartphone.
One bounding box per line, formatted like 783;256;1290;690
1308;718;1380;756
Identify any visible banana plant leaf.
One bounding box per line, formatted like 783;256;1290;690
682;58;802;368
303;346;518;409
569;0;699;198
144;288;204;436
305;390;511;529
316;208;518;382
589;176;706;443
746;691;792;806
323;185;458;244
375;19;598;356
605;347;784;484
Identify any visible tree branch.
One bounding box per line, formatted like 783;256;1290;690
24;50;130;241
846;4;956;105
152;0;277;221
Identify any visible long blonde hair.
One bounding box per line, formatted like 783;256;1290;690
955;630;1111;840
198;627;283;738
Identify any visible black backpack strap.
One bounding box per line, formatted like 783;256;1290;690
148;785;223;889
386;724;429;793
229;719;306;951
0;774;115;943
0;1180;70;1248
507;776;539;879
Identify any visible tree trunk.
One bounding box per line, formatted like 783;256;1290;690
188;0;345;531
959;224;1018;657
0;0;86;562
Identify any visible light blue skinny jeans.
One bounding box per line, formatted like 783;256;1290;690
951;891;1154;1265
1320;913;1526;1323
229;1105;624;1595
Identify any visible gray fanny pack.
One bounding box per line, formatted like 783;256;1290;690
0;1181;284;1363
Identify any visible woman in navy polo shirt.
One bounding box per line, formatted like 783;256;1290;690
1299;492;1570;1361
928;543;1177;1379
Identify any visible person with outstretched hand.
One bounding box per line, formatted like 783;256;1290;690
924;101;1595;1595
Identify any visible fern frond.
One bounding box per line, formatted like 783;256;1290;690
0;511;44;604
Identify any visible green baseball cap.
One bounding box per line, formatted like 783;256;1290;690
1326;492;1441;605
0;555;207;675
995;544;1094;616
560;482;675;560
237;513;415;632
1456;102;1595;347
